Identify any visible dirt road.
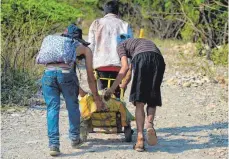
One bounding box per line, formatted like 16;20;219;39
1;47;228;159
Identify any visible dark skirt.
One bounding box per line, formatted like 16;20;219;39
130;51;165;107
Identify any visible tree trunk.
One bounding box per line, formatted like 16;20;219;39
223;22;228;45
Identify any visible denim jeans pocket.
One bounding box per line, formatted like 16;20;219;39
58;73;78;86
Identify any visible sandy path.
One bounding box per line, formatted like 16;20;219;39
2;65;228;159
1;42;228;158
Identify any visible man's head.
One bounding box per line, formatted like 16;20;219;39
104;1;119;15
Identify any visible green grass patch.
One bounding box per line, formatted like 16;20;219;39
1;69;39;107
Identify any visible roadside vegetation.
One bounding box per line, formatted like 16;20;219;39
1;0;228;107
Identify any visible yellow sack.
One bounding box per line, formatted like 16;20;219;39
103;98;128;126
92;112;116;120
91;112;117;127
79;94;97;120
92;120;116;127
79;94;135;126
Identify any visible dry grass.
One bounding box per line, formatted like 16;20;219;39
153;38;228;80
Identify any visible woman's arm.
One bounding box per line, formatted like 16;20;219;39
76;45;104;110
119;64;132;88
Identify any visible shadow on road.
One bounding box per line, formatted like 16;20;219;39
148;122;228;153
60;122;228;157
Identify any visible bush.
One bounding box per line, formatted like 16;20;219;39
1;69;38;106
211;45;228;66
1;0;85;106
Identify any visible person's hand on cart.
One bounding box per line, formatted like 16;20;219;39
104;88;114;101
94;95;107;111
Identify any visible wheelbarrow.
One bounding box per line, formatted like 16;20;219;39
80;66;134;142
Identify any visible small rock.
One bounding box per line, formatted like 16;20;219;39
167;80;177;86
220;151;226;156
192;83;198;87
203;76;210;83
7;108;16;113
184;50;189;54
11;113;20;117
177;79;182;85
21;110;27;113
183;82;191;87
175;71;180;76
208;151;216;155
25;140;40;144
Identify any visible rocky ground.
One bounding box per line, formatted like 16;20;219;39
1;43;228;159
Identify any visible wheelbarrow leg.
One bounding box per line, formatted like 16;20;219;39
80;118;93;142
124;123;133;142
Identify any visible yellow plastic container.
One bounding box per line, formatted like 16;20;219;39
139;28;144;38
79;94;134;126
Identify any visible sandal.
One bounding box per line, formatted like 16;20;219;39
133;137;145;152
146;127;157;146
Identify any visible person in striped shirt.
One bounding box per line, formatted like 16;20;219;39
105;35;166;152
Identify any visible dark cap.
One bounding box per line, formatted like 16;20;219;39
63;24;90;46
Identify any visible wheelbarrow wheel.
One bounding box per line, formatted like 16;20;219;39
124;125;133;142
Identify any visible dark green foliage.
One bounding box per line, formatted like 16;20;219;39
211;45;228;66
1;68;38;106
1;0;91;106
117;0;228;63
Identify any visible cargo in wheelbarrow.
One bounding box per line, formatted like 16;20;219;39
79;93;135;142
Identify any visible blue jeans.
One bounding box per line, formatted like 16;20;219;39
41;69;80;148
